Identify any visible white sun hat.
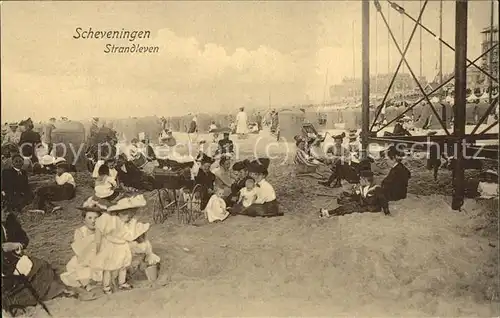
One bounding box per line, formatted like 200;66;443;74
107;194;147;212
39;155;55;166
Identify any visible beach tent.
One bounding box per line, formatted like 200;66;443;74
341;108;361;130
304;110;320;128
278;109;305;142
51;120;86;168
428;102;453;129
466;103;477;124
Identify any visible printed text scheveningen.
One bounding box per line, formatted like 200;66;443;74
73;27;160;54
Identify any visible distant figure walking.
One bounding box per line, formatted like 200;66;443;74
187;114;198;143
235;107;248;139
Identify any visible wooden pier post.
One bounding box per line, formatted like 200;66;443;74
361;0;370;160
452;0;468;211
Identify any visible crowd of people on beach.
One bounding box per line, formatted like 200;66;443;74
1;109;498;316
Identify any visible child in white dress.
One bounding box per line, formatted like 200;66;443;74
60;209;103;290
205;187;230;223
238;178;258;208
92;195;149;294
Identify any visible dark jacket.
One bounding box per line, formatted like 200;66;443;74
195;169;215;190
1;167;31;197
393;123;412;136
19;130;41;159
1;214;30;276
218;139;234;155
381;162;411;201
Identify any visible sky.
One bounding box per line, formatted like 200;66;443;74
1;0;497;121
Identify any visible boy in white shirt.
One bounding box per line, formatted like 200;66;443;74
30;162;76;214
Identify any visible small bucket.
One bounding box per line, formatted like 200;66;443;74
145;263;159;281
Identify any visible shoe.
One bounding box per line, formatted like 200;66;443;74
118;283;133;290
332;182;342;188
103;286;113;295
51;206;62;213
318;181;330;187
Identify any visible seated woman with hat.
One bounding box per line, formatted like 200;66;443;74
29;159;76;214
320;170;390;217
318;132;350;188
234;158;282;217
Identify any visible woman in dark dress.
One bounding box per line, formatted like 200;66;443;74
381;145;411;202
195;155;215;210
320;170;390;217
235;158;281;217
1;209;76;315
115;154;155;191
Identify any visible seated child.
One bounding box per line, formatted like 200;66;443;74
30;161;76;214
205;187;230;223
320;170;390;217
60;208;104;290
129;230;161;281
231;178;258;214
476;170;498;199
95;165;120;201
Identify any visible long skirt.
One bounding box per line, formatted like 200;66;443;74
2;257;66;309
237;200;281;217
33;183;75;211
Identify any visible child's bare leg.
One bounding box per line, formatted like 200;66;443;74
102;271;112;293
118;268;132;290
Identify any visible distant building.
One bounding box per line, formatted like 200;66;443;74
480;25;499;83
329;73;427;99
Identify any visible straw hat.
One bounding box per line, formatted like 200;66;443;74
247;157;270;175
348;130;358;140
132;222;151;241
39;155;55;166
332;132;346;140
107;195;147;213
8;122;18;127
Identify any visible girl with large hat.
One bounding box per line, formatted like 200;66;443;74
91;195;150;294
233;158;282;217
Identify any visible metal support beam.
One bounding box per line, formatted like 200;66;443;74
386;0;498;84
361;0;370;160
452;0;467;211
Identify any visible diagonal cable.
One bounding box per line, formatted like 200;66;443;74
378;0;451;135
387;0;498;84
370;0;428;131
